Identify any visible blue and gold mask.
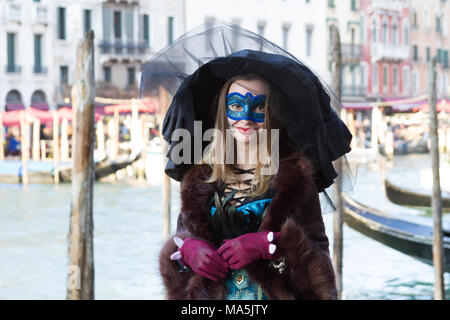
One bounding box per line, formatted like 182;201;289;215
225;92;266;123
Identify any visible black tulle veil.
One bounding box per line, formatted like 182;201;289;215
140;20;355;211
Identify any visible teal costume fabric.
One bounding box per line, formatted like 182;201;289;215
209;184;273;300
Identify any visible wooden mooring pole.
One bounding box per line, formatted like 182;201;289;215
20;111;29;185
159;86;171;239
32;118;40;161
330;24;344;300
0;110;4;161
53;111;60;184
67;31;95;300
428;57;445;300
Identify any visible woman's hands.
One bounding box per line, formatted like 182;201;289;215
170;231;280;281
217;231;280;269
170;238;229;282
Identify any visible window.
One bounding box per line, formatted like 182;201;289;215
7;33;16;71
143;14;150;45
403;23;409;45
393;66;398;92
361;13;367;44
127;67;136;86
372;64;379;93
34;34;42;73
372;16;377;43
425;9;430;30
383;65;388;92
413;45;419;61
436;13;442;33
125;8;134;44
231;18;241;49
282;24;290;50
257;21;266;36
360;62;368;88
168;16;174;45
60;66;69;85
412;10;418;28
437;48;443;63
444;50;449;68
413;71;419;93
114;11;122;39
392;19;399;45
57;7;66;40
102;7;112;40
328;0;335;8
382;17;388;44
402;66;410;94
426;46;431;62
351;0;357;11
83;9;92;34
103;66;111;83
306;26;313;56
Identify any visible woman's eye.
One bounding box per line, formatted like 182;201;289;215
254;104;265;113
229;103;242;111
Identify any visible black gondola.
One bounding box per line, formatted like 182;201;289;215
342;193;450;272
384;178;450;209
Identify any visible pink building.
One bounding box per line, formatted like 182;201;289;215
360;0;411;101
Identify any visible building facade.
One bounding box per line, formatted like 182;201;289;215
184;0;330;83
0;0;184;111
410;0;450;98
326;0;365;101
360;0;412;101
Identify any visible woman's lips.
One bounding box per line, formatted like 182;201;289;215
236;127;254;135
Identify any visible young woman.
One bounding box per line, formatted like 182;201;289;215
158;73;338;300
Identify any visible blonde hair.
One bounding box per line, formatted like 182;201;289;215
200;74;279;197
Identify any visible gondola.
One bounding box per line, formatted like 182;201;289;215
384;178;450;209
58;152;142;182
0;153;141;184
342;193;450;272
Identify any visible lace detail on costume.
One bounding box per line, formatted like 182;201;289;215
207;167;277;246
220;166;256;207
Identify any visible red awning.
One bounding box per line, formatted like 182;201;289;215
418;99;450;113
104;99;159;114
31;103;49;111
5;104;25;111
342;102;373;110
382;97;428;112
1;107;101;127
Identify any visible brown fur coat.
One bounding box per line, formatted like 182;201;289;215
159;152;337;300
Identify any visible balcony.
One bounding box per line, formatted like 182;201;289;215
99;40;150;56
5;65;22;74
33;5;48;25
343;86;367;97
371;0;403;12
327;43;362;64
6;2;21;23
371;43;409;62
33;66;48;75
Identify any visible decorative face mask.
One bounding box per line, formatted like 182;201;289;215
225;92;266;123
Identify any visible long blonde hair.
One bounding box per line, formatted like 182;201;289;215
200;74;280;197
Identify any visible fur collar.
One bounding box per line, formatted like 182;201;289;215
179;151;316;241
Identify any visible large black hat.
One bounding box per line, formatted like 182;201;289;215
140;21;352;192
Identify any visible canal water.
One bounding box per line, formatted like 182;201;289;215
0;153;449;299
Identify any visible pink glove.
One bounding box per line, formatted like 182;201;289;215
170;238;229;282
217;231;281;270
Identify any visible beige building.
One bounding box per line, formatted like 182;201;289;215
410;0;450;98
327;0;365;101
0;0;184;111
